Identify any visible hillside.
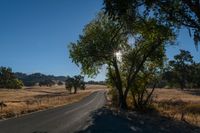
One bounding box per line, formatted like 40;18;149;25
14;72;67;86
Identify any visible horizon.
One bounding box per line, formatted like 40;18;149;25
0;0;200;81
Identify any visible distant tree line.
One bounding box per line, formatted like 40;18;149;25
86;80;106;85
0;68;85;89
161;49;200;89
39;80;55;87
0;67;23;89
14;72;68;86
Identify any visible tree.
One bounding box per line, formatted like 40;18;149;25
73;75;85;94
65;76;74;93
70;13;128;108
69;13;174;109
130;58;164;110
104;0;200;47
39;80;55;87
0;67;23;89
168;50;194;89
191;63;200;88
57;81;64;86
65;75;85;94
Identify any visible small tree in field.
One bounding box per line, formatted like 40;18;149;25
57;81;64;86
39;80;55;87
0;67;23;89
65;75;85;94
65;76;74;93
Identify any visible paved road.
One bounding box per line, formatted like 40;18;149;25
0;91;106;133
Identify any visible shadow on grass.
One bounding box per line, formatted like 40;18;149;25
77;107;200;133
184;89;200;96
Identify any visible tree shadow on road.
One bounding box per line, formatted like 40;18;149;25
77;107;200;133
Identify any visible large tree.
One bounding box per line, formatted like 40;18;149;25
69;13;174;109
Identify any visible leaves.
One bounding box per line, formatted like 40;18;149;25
65;75;85;93
104;0;200;47
0;66;23;89
69;11;174;109
69;13;127;77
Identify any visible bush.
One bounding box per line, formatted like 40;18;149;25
39;80;55;87
108;88;119;107
57;81;64;86
0;67;23;89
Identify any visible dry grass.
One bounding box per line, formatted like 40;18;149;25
0;85;105;119
153;88;200;126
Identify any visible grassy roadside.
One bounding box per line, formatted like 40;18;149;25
153;89;200;126
107;88;200;127
0;85;103;120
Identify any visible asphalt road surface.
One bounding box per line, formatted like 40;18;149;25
0;91;106;133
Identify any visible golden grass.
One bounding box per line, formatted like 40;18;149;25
0;85;105;119
153;89;200;126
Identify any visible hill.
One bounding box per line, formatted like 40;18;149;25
14;72;67;86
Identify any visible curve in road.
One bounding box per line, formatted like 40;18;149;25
0;90;106;133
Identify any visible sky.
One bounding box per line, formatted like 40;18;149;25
0;0;199;81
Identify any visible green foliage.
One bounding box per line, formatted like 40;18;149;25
15;72;68;86
65;76;74;93
190;63;200;88
69;12;174;109
108;88;119;107
0;67;23;89
104;0;200;47
168;50;193;89
39;80;55;87
57;81;64;86
163;50;200;89
86;80;106;85
130;61;161;110
69;13;128;77
65;75;85;94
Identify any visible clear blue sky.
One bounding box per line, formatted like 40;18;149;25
0;0;199;81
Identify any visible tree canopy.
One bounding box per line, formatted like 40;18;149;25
69;13;174;109
65;75;85;94
104;0;200;47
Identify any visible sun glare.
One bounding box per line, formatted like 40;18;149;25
115;51;122;62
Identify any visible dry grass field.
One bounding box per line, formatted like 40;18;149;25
0;85;106;120
153;88;200;126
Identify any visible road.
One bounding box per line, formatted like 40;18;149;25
0;91;106;133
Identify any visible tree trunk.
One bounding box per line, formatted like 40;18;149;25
180;79;185;90
118;93;127;109
112;57;128;109
74;87;77;94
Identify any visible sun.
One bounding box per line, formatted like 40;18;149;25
115;51;122;62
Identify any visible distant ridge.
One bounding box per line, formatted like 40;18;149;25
14;72;67;86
